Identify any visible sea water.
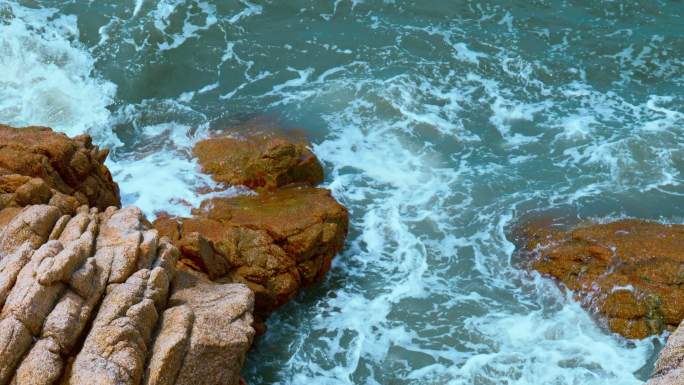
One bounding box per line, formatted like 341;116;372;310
1;1;683;384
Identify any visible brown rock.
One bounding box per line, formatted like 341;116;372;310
0;125;120;212
0;205;61;256
517;219;684;339
153;128;348;324
143;305;194;385
155;187;348;320
194;130;324;191
166;270;254;385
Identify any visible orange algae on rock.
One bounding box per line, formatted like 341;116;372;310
154;124;349;331
518;219;684;339
193;129;324;191
156;187;348;319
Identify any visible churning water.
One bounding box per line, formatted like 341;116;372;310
2;1;684;384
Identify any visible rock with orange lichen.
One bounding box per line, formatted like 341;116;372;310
0;125;120;221
193;130;324;191
155;187;348;322
518;219;684;339
154;128;349;327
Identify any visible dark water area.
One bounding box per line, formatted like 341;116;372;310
1;1;684;384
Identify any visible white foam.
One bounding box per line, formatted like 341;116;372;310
555;115;598;141
153;0;218;51
242;30;667;382
0;2;118;146
458;296;652;385
489;96;547;146
107;146;249;218
108;150;208;217
453;42;488;64
106;99;247;218
228;0;263;24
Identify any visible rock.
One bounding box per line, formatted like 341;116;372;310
154;128;348;325
0;125;120;214
155;187;348;321
194;129;324;191
166;270;254;385
648;321;684;385
0;205;61;256
143;305;194;385
517;219;684;339
0;204;254;385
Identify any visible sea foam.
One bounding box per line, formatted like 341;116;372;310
0;2;117;146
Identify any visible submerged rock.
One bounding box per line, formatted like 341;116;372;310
0;204;254;385
0;125;120;215
518;219;684;339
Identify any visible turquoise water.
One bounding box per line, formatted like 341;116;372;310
2;1;684;384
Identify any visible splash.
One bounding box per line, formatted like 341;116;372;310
0;1;117;146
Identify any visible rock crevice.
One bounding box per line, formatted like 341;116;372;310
0;204;254;385
0;123;348;384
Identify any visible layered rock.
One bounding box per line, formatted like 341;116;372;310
155;187;348;321
0;123;346;382
648;320;684;385
0;125;120;227
154;128;348;327
156;270;254;385
0;204;254;385
517;219;684;339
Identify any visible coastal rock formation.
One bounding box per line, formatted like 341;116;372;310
648;321;684;385
155;128;348;327
154;127;349;331
193;129;324;191
0;125;120;215
155;187;348;322
158;269;254;385
518;219;684;339
0;124;346;382
0;204;254;385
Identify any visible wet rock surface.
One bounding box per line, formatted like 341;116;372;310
155;187;348;322
0;204;254;385
517;219;684;339
0;125;120;216
155;128;348;328
193;125;324;192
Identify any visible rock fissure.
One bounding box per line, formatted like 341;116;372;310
0;124;349;384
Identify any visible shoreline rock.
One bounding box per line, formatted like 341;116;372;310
154;127;349;331
0;123;348;383
516;219;684;339
647;320;684;385
193;130;324;191
0;125;120;214
155;186;348;325
0;203;254;385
